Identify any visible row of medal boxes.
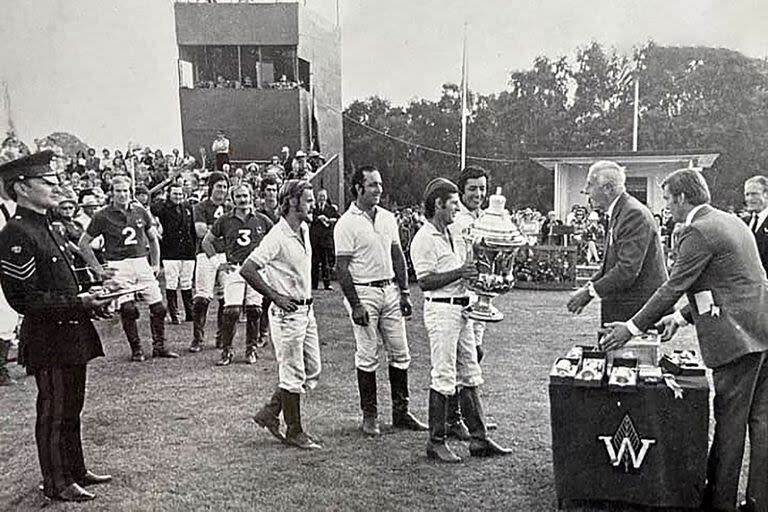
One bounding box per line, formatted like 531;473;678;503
550;333;706;391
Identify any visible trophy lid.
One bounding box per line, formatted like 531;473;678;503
469;187;526;246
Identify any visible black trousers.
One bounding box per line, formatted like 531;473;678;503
706;350;768;511
34;365;87;496
311;244;334;289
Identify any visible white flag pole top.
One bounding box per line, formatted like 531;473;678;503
460;23;469;170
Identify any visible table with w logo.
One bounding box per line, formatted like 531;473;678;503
549;375;709;509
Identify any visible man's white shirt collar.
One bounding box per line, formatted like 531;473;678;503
685;204;707;226
753;206;768;231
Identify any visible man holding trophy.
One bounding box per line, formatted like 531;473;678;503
410;178;512;463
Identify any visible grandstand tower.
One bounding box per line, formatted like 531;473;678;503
174;1;344;203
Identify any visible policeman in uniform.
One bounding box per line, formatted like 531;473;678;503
79;176;179;361
335;165;427;436
189;172;231;353
410;178;511;462
202;184;273;365
0;150;112;501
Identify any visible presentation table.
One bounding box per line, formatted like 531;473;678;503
549;375;710;509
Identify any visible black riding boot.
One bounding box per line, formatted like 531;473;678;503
357;369;380;435
459;386;511;457
388;366;428;431
165;290;180;324
190;297;210;352
426;389;461;463
181;289;193;321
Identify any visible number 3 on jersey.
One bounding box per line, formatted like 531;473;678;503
236;229;252;247
122;226;138;246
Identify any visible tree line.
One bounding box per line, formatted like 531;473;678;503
343;42;768;212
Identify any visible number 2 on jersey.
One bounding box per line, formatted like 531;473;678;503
122;226;138;246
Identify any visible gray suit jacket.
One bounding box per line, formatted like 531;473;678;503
632;204;768;368
592;193;668;324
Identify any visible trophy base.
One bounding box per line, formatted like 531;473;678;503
463;303;504;323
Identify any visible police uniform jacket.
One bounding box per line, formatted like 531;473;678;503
0;206;104;370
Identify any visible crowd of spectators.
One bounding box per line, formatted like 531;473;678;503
43;142;326;213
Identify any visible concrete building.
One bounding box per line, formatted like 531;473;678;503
174;1;344;202
529;149;720;219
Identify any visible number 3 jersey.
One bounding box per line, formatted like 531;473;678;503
86;203;154;261
210;210;274;265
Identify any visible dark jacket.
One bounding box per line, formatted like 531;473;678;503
310;201;339;249
633;205;768;368
155;200;196;261
0;206;103;369
746;213;768;276
591;193;668;324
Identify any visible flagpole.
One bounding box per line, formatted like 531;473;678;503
460;23;468;170
632;77;639;152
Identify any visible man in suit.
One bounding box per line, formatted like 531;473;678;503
744;175;768;275
310;188;339;291
602;168;768;512
0;150;113;501
567;160;668;324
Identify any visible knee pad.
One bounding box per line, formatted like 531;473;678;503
245;305;262;319
193;296;210;308
223;305;242;322
149;302;167;318
120;301;140;322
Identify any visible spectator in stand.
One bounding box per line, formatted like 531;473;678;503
169;148;182;168
85;148;100;171
540;211;563;245
212;131;230;171
100;149;111;170
279;146;292;171
583;211;605;264
307;150;325;173
156;184;197;324
310;188;339;291
290;150;312;180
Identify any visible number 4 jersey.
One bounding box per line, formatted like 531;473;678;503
209;210;274;265
86;203;155;261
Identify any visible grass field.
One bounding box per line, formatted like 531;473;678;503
0;288;744;511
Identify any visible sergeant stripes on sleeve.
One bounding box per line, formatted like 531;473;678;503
1;257;36;281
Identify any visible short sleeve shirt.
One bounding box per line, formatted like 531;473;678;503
448;200;482;265
86;203;153;261
210;210;273;264
193;198;230;254
246;217;312;300
334;203;399;282
410;220;468;298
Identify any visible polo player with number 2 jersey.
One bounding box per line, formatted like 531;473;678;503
79;176;179;361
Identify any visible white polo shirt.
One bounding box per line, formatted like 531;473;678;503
246;217;312;300
334;203;399;282
411;220;467;298
449;200;483;265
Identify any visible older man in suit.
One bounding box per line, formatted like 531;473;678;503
602;168;768;512
744;175;768;275
567;160;668;323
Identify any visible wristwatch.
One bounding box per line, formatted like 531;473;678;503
586;281;598;299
